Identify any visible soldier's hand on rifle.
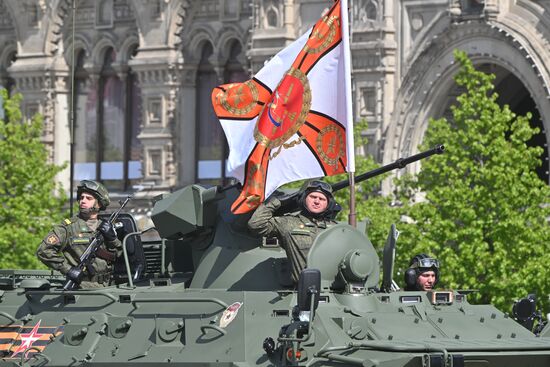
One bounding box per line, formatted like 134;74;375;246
98;220;117;242
67;267;84;283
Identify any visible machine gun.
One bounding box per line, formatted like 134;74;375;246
63;195;133;290
331;144;445;192
273;144;445;215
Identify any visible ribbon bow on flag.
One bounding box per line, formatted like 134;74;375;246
212;0;354;214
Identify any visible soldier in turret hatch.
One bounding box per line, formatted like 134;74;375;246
248;180;338;284
36;180;122;288
404;253;440;291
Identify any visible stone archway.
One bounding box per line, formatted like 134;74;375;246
441;63;548;183
385;22;550;187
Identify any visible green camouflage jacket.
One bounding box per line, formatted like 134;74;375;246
36;215;122;287
248;198;336;283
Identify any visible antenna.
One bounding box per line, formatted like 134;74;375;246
69;0;77;216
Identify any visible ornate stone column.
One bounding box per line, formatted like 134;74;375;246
177;64;198;186
129;48;181;192
8;56;71;190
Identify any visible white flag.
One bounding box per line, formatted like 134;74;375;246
212;0;354;214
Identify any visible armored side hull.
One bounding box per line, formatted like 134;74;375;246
1;184;549;366
1;280;550;366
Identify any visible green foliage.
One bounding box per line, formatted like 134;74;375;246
0;90;67;269
396;50;550;311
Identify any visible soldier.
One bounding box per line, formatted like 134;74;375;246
248;180;338;283
404;253;440;291
37;180;122;288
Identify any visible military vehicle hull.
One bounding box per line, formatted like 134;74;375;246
2;183;550;366
1;276;550;366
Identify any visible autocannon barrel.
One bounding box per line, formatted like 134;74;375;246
331;144;445;192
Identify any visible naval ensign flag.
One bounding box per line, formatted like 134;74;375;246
212;0;354;214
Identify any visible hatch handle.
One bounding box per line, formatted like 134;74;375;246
200;324;227;336
19;346;50;366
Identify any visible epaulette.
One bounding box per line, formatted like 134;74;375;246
63;218;72;225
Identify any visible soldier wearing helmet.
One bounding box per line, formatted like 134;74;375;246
37;180;122;288
404;253;440;291
248;179;338;283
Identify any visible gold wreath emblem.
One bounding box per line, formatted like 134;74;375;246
217;80;259;116
316;125;344;167
254;68;311;149
304;15;340;55
247;163;266;191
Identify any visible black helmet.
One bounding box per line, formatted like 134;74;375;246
298;179;335;217
77;180;110;210
404;253;440;290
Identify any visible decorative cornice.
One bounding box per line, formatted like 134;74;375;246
49;0;71;55
134;65;180;86
172;0;191;49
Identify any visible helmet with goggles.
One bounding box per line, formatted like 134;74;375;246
298;179;335;216
77;180;110;210
404;253;440;290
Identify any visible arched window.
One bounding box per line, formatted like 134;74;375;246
0;49;15;120
196;42;226;184
73;49;96;184
73;46;142;191
266;6;278;28
224;40;247;83
366;0;378;21
99;48;125;190
0;51;16;96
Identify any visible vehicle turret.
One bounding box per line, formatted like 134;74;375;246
149;145;445;291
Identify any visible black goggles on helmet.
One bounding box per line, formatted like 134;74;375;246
305;180;333;194
412;258;440;269
79;180;101;191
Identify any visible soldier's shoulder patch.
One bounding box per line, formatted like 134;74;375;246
64;218;72;225
45;233;60;245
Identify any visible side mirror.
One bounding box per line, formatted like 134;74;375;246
297;268;321;313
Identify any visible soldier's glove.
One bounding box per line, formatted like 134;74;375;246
66;267;84;283
271;191;299;214
98;220;117;242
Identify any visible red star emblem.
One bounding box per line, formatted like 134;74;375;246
11;320;45;358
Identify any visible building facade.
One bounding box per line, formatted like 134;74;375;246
0;0;548;215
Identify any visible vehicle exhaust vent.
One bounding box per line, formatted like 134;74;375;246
142;242;163;274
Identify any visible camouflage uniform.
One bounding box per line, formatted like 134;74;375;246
248;197;336;283
37;216;122;288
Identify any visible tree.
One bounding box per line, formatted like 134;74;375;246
396;50;550;311
0;90;67;269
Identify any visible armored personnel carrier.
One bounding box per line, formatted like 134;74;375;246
1;146;550;366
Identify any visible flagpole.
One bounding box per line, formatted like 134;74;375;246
341;0;356;227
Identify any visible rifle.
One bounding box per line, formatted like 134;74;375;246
63;195;133;290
